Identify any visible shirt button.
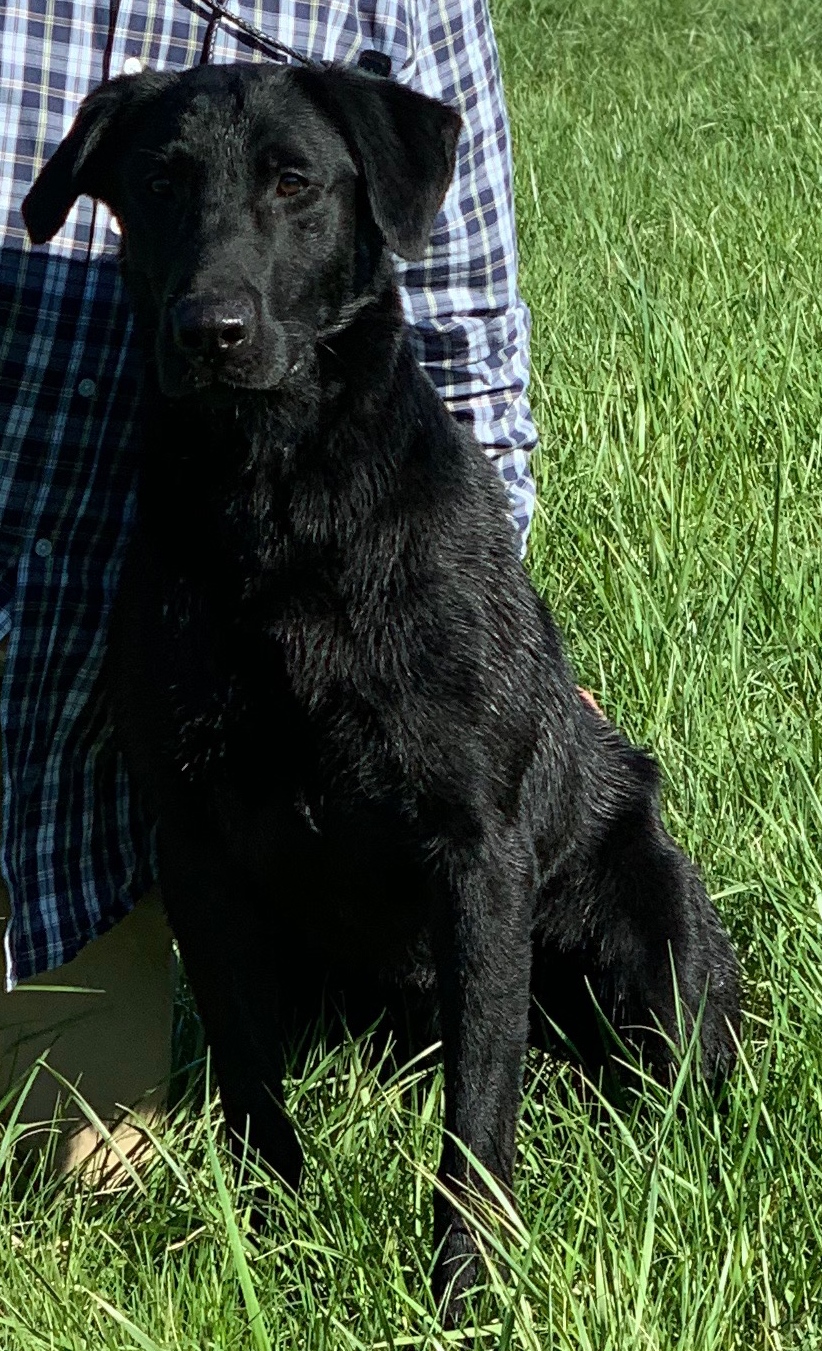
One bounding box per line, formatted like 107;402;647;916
34;538;52;559
122;56;144;76
77;378;96;398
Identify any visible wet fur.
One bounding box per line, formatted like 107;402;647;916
24;62;740;1316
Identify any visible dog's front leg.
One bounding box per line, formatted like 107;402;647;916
429;825;534;1319
159;822;303;1197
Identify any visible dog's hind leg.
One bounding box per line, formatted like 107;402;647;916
531;738;740;1086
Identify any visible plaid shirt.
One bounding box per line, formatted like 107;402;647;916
0;0;536;985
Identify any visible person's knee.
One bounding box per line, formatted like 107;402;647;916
0;888;176;1181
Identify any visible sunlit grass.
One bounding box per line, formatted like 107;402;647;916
2;1;821;1345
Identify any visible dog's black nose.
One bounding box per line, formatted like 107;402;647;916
171;296;255;359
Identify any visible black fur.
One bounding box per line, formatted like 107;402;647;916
24;62;740;1316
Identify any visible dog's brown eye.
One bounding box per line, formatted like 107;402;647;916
276;172;307;198
147;176;173;197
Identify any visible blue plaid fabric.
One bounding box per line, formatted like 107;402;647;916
0;0;537;985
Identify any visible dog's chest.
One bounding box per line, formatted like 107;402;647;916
158;566;405;809
156;576;435;966
158;577;304;790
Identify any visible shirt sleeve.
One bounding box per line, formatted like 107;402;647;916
396;0;538;546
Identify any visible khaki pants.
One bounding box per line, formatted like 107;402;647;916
0;638;175;1182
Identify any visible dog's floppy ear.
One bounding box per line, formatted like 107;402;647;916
294;65;462;261
22;73;167;244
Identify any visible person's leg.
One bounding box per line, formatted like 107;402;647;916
0;640;176;1184
0;884;175;1182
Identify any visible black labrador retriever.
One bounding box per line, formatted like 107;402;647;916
24;61;740;1314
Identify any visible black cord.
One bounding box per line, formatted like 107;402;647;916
102;0;122;80
198;9;222;64
180;0;314;67
186;1;392;75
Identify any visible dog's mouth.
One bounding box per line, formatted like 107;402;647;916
158;352;310;401
179;371;242;406
155;360;239;401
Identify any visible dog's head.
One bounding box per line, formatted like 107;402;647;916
23;63;461;398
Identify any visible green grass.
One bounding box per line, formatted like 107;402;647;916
3;0;822;1345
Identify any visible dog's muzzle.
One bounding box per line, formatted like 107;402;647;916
171;294;257;364
159;291;299;396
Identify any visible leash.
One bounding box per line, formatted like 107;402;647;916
178;0;391;76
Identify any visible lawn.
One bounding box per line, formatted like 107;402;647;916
2;1;822;1346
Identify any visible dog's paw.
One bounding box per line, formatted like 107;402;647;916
432;1224;481;1327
